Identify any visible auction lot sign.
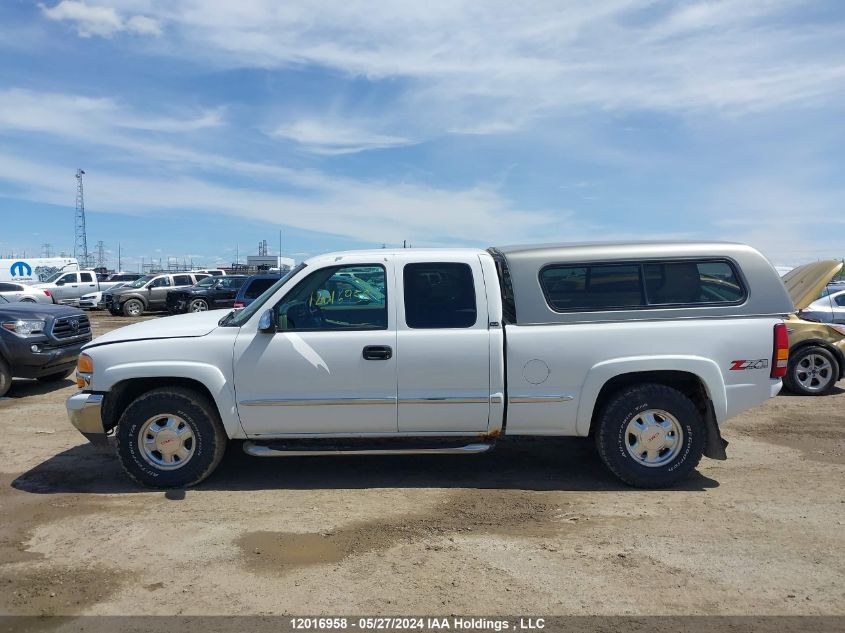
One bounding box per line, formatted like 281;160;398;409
0;617;842;633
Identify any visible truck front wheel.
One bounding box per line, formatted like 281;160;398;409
122;299;144;317
595;383;705;488
115;387;227;488
0;356;11;398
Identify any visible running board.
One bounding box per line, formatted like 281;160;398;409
242;440;493;457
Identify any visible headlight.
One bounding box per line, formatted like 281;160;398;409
1;320;46;336
829;324;845;336
76;354;93;388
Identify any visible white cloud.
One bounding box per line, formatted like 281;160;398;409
40;1;161;38
0;150;560;245
270;119;413;155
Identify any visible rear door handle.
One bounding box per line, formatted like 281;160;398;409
363;345;392;360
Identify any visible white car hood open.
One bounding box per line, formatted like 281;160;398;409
86;309;229;348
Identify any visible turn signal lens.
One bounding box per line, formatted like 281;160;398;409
77;354;93;374
771;323;789;378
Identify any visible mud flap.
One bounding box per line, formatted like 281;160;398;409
703;402;728;460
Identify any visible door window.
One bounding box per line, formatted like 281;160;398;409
173;275;193;286
149;277;171;288
835;294;845;307
275;265;387;331
403;263;477;328
80;272;93;282
0;283;17;292
58;273;76;285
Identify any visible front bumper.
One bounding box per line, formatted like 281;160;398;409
67;392;109;446
2;334;89;379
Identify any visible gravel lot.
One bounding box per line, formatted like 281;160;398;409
1;313;843;616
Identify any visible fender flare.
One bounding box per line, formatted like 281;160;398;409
575;355;727;437
100;361;242;438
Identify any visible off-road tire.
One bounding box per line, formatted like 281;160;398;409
594;383;705;488
37;368;75;382
0;356;11;398
122;299;144;317
784;346;840;396
116;387;227;488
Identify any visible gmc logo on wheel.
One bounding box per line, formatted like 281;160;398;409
730;359;769;371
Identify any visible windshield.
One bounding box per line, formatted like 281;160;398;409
220;263;305;327
127;275;154;289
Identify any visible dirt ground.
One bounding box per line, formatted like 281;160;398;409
0;312;843;617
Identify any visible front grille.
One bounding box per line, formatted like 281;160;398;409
51;314;91;340
103;294;113;304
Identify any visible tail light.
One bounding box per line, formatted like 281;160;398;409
43;290;51;296
771;323;789;378
233;301;245;309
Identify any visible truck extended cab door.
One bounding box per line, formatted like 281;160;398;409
396;254;492;433
234;259;398;435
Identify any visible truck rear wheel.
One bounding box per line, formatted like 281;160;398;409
594;383;705;488
783;346;839;396
122;299;144;317
115;387;227;488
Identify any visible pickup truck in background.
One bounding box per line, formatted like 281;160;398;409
0;295;92;397
32;270;140;306
67;242;794;489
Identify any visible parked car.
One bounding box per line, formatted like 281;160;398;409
0;282;54;304
0;295;92;397
166;275;248;314
780;261;845;395
78;282;131;310
103;273;208;317
232;273;287;309
799;289;845;325
67;241;794;489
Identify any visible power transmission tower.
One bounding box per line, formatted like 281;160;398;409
42;243;53;257
74;169;90;268
95;240;106;269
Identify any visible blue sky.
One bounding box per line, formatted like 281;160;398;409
1;0;844;270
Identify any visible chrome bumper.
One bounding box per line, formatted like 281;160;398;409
66;392;109;446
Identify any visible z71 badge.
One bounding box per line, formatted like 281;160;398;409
730;359;769;371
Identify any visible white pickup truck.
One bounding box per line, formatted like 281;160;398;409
67;242;793;489
33;270;134;305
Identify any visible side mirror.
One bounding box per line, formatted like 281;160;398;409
56;280;65;286
258;309;275;333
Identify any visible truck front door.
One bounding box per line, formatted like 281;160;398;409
396;255;492;433
53;272;79;302
234;260;398;435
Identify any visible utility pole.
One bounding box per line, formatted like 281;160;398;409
74;169;91;268
118;243;122;271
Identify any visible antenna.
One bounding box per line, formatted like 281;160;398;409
74;169;91;268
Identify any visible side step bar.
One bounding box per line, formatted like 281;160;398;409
243;441;494;457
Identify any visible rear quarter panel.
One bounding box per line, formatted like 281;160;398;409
504;317;782;436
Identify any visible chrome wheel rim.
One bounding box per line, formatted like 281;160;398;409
190;300;208;312
795;354;834;392
624;409;684;467
137;414;196;470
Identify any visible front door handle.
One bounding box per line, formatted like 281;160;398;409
363;345;392;360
